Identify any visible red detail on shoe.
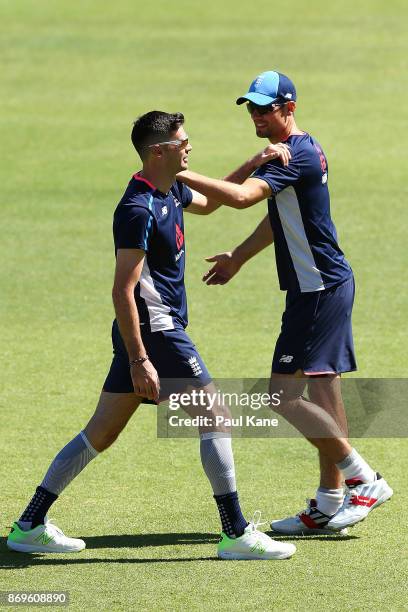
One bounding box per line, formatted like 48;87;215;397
175;223;184;250
350;496;377;507
299;513;320;529
345;478;365;487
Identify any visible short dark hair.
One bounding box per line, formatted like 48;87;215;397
131;111;185;160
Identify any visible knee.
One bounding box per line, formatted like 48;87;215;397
271;397;290;416
268;375;308;419
100;431;121;452
269;391;301;416
85;428;121;453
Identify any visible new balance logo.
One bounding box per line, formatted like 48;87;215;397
250;540;266;555
188;356;203;377
161;206;168;216
34;533;54;545
279;355;294;363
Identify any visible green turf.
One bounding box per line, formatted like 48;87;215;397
1;0;407;609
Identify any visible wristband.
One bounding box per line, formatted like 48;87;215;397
129;356;149;367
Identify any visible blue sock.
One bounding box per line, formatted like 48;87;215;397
214;491;248;538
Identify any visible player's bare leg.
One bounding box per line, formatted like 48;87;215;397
84;391;141;452
269;372;351;460
269;372;392;534
307;375;348;489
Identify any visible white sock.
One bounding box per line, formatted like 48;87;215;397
315;487;344;516
336;448;376;483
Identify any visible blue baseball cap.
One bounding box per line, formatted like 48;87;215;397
236;71;297;106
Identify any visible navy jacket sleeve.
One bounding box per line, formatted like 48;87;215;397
174;180;194;208
114;206;154;253
253;158;300;194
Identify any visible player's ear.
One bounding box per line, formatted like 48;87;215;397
149;144;163;160
287;101;296;114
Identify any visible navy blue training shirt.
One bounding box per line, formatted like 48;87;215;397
253;133;352;293
113;174;193;332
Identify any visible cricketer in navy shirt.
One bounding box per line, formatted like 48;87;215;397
253;133;352;294
113;174;193;332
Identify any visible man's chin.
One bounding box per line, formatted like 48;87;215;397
255;128;269;138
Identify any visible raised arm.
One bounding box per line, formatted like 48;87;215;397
203;214;274;285
183;173;271;209
185;190;223;215
183;142;291;213
112;249;159;401
184;161;262;215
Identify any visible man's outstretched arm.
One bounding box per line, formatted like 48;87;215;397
203;214;274;285
182;142;290;213
183;172;271;209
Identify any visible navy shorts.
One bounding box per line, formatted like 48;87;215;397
272;275;357;375
103;320;212;398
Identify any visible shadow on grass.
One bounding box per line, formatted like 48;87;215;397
84;532;220;549
0;533;220;568
0;555;219;568
0;530;359;568
267;531;359;542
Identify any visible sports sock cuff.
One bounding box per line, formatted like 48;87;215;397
80;431;99;456
317;487;344;494
214;491;238;502
336;448;357;470
336;447;376;483
199;432;232;441
38;485;58;500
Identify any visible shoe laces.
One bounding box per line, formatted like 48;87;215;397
248;510;268;532
296;498;314;517
343;490;360;506
44;517;64;536
343;482;364;506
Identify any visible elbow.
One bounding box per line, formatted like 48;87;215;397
111;286;121;307
234;193;253;209
202;202;220;215
204;206;218;215
112;284;134;305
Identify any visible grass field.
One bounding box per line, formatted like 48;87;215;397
1;0;407;610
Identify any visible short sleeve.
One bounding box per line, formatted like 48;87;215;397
114;206;154;252
174;180;193;208
252;158;300;195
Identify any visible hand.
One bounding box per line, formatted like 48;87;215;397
251;143;291;168
130;359;160;402
202;252;242;285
